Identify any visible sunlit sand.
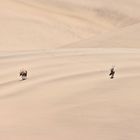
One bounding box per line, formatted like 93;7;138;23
0;0;140;139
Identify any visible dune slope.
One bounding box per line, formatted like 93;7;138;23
0;0;140;140
1;48;140;140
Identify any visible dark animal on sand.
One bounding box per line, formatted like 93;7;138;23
20;70;27;80
109;67;115;79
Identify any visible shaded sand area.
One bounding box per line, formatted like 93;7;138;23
1;0;140;50
0;0;140;140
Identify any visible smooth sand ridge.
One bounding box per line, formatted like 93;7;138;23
1;0;140;140
1;48;140;140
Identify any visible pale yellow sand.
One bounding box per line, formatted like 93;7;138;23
0;0;140;140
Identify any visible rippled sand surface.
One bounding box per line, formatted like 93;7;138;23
0;0;140;140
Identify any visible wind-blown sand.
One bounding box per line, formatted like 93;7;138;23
0;0;140;140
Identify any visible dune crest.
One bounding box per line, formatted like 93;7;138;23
0;0;140;50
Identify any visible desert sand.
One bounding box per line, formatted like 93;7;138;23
0;0;140;140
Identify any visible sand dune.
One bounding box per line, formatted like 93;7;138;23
1;0;140;50
1;48;140;140
0;0;140;140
